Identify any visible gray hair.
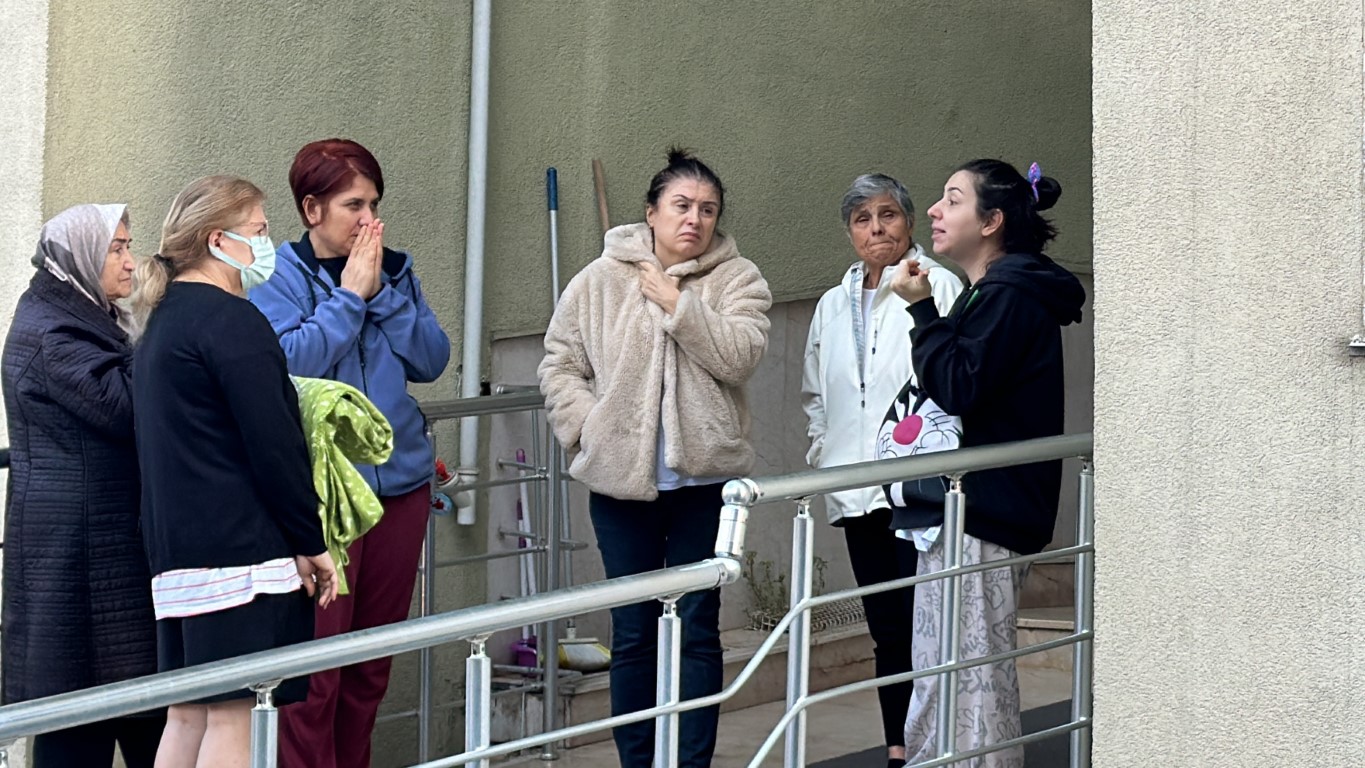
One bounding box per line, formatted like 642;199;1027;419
840;173;914;228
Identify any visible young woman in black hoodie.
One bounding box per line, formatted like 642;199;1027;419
888;159;1085;767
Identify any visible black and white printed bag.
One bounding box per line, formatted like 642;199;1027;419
876;377;962;507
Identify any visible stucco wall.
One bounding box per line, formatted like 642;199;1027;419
1092;0;1365;764
40;0;1093;350
483;0;1093;339
1;0;48;418
0;1;48;764
39;0;472;402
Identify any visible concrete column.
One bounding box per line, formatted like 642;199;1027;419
1093;1;1365;764
0;1;48;764
0;0;48;333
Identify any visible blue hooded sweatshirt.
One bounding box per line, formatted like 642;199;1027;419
250;234;451;497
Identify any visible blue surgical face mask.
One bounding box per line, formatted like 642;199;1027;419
210;231;276;292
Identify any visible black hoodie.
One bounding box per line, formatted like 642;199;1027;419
900;251;1085;555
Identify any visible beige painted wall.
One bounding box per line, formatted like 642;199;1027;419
483;0;1093;339
1092;0;1365;764
40;0;1093;346
39;0;472;394
0;0;48;764
1;0;48;422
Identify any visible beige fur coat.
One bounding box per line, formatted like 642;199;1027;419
538;222;772;501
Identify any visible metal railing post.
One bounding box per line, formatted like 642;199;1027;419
936;478;966;760
249;681;281;768
466;636;493;768
784;498;814;767
558;452;574;588
716;478;758;559
1071;461;1095;768
531;414;546;566
418;424;438;763
418;513;436;763
541;439;564;761
654;597;683;768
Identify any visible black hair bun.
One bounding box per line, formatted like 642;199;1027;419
666;146;697;166
1034;176;1062;211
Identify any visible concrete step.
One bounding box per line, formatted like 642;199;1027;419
1018;606;1077;672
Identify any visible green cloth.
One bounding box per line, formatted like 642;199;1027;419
292;376;394;595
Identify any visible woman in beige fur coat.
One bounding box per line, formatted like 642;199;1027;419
538;149;771;768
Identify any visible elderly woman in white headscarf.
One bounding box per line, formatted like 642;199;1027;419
2;204;162;767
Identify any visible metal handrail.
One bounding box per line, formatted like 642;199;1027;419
419;390;543;420
0;559;737;744
427;543;1090;766
722;432;1092;505
0;388;559;763
0;431;1095;768
749;629;1094;767
735;433;1096;768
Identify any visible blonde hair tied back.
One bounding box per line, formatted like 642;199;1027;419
130;176;265;337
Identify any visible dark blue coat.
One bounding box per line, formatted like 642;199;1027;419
1;270;156;703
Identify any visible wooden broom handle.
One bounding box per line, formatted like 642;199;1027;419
592;158;610;235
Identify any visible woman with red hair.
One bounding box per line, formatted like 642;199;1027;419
250;139;450;768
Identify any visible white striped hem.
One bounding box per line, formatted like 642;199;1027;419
152;557;303;620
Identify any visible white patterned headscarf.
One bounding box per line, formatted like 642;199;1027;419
32;203;129;322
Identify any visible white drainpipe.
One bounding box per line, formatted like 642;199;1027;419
455;0;491;525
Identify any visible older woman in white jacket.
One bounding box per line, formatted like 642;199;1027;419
539;149;771;768
801;173;961;768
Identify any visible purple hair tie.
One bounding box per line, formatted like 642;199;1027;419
1026;162;1042;202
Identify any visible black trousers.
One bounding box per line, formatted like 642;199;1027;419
841;508;918;747
589;484;725;768
32;714;165;768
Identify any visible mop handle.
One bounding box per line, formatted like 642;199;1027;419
547;167;562;307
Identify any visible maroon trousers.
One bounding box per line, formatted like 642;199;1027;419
279;484;431;768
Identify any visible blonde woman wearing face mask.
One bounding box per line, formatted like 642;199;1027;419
131;176;338;768
539;148;771;768
2;204;162;767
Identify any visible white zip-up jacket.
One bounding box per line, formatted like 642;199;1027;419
801;246;963;523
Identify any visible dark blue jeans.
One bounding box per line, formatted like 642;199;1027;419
589;484;725;768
